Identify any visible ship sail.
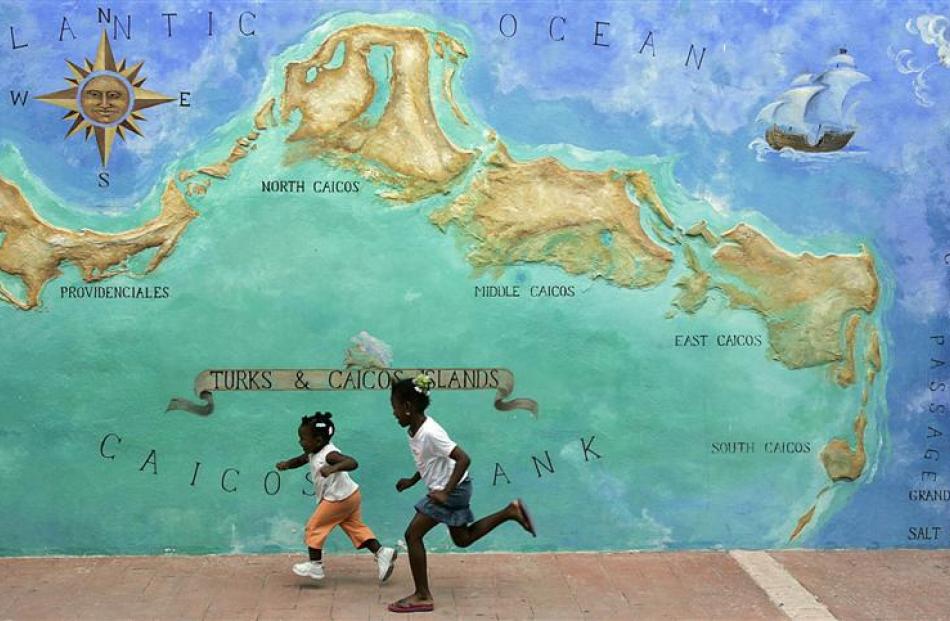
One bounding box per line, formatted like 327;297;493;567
762;85;825;134
805;66;870;129
827;51;857;68
790;73;815;86
756;101;784;124
844;100;862;127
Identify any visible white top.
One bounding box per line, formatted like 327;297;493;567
308;442;359;502
409;416;468;491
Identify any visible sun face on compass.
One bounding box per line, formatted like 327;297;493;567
36;31;174;167
79;73;133;125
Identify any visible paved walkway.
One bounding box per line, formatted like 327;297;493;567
1;550;948;620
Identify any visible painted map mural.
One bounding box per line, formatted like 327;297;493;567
1;1;948;555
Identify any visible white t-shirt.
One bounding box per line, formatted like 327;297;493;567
409;416;469;491
308;442;359;502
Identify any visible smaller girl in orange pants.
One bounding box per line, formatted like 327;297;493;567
276;411;397;582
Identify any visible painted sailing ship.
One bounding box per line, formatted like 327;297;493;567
757;49;870;153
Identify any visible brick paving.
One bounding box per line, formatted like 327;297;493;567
772;550;950;621
0;550;947;620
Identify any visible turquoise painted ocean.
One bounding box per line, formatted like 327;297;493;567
0;10;893;555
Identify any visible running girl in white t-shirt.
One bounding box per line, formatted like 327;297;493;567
386;375;536;614
276;411;397;583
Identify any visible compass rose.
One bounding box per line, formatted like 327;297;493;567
36;31;175;167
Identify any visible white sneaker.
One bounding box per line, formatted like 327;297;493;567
375;547;397;583
292;560;325;580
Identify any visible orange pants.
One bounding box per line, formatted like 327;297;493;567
304;489;375;550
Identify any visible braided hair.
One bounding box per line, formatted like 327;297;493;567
300;411;335;441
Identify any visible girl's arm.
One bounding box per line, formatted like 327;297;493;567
275;453;308;470
396;471;421;492
427;445;470;504
320;450;358;476
442;445;471;494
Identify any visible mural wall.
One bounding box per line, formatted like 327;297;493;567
1;1;948;555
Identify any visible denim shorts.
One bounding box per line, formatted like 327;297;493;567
414;479;474;526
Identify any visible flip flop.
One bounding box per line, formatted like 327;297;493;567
516;498;537;537
388;600;434;613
